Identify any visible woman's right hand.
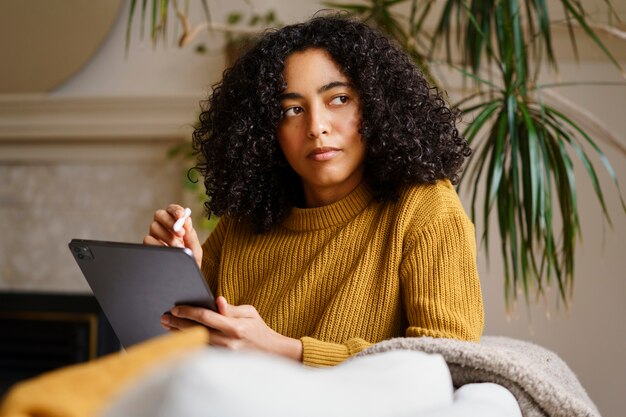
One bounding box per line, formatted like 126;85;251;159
143;204;203;268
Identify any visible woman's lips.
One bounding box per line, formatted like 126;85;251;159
307;147;341;161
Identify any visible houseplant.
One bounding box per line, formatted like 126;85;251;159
126;0;626;310
323;0;626;312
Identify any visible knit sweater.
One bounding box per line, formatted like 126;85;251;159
201;180;484;367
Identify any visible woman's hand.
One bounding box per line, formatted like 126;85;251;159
144;204;203;267
160;296;303;362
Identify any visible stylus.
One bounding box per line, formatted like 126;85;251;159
173;207;192;232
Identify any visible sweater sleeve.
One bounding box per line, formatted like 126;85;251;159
300;337;372;367
400;213;484;341
299;212;484;366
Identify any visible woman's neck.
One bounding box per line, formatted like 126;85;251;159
302;180;363;208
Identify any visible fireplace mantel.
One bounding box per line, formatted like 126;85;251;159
0;94;197;292
0;93;202;161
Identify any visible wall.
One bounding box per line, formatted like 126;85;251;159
0;95;198;292
477;60;626;417
1;1;624;416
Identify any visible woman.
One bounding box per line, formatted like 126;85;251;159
145;14;484;367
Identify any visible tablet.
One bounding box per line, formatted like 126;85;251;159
68;239;217;348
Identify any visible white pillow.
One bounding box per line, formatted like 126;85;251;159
103;348;453;417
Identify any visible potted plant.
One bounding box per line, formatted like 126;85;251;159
126;0;626;310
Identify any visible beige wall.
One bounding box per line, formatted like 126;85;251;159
475;62;626;416
1;0;624;416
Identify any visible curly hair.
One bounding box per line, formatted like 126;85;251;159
193;13;470;233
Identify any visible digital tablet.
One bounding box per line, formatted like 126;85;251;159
68;239;217;348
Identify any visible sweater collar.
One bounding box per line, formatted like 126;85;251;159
282;182;374;231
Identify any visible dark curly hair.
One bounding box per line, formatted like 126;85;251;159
193;13;470;233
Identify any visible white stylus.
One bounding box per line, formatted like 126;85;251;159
173;207;192;232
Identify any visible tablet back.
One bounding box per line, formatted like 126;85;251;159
68;239;216;348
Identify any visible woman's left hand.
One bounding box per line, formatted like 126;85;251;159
161;296;303;362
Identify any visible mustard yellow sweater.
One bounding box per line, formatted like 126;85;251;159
202;180;484;367
0;180;483;417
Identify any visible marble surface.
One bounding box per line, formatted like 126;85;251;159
0;160;186;292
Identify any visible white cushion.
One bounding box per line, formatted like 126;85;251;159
104;348;453;417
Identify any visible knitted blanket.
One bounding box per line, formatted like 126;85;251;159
357;336;600;417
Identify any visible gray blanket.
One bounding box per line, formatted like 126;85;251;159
358;336;600;417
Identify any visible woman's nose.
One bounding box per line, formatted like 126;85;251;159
306;105;330;139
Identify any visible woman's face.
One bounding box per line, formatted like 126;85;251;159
277;48;366;208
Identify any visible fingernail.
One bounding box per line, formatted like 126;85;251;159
160;315;170;324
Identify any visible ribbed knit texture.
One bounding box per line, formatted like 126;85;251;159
201;180;484;367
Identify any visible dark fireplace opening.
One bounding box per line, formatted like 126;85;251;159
0;292;121;397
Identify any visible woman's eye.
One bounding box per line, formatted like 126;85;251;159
282;106;303;117
330;95;349;105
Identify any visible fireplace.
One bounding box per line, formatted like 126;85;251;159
0;292;120;396
0;94;196;398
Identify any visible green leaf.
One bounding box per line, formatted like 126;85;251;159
125;0;138;54
542;115;579;217
441;0;457;64
488;109;508;206
141;0;148;39
227;12;243;25
461;98;502;247
561;0;624;74
455;90;495;110
533;0;557;69
201;0;211;23
547;106;625;217
151;0;158;47
494;0;511;80
448;64;500;90
519;101;541;227
535;81;626;90
506;174;521;297
462;100;501;142
160;0;169;43
535;128;554;289
411;0;435;39
322;2;370;14
509;0;527;89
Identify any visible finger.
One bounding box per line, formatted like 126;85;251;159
166;204;188;225
172;304;266;345
161;323;178;332
216;297;257;319
172;305;234;333
216;296;228;315
181;217;203;266
148;220;184;248
160;313;199;331
154;208;176;224
205;331;240;349
154;207;186;237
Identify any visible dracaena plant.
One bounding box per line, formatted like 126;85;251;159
126;0;626;311
327;0;626;311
